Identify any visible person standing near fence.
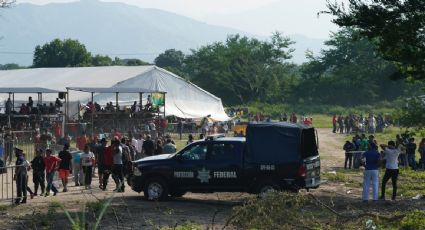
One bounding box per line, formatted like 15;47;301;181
31;149;45;196
14;148;28;204
58;144;72;192
80;144;95;190
44;149;60;196
4;129;15;165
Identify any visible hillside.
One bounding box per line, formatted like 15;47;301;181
0;0;324;65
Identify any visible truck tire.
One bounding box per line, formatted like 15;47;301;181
143;177;169;201
256;181;280;198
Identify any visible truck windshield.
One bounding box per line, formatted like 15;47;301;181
301;128;319;158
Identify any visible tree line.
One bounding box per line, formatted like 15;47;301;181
2;0;424;109
155;30;422;107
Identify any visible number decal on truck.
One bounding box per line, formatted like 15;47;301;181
260;165;275;171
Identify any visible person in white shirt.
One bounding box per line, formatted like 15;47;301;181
80;144;95;190
136;134;144;159
380;141;400;201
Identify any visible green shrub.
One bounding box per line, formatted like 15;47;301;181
399;210;425;230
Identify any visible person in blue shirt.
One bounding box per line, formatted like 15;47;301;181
361;143;381;202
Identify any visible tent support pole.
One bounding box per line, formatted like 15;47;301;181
139;93;142;111
91;92;94;137
115;92;118;130
163;93;166;135
66;89;69;127
115;92;118;111
12;93;14;112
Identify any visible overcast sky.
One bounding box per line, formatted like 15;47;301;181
17;0;341;39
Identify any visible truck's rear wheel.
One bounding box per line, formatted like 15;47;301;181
256;181;280;198
143;177;169;201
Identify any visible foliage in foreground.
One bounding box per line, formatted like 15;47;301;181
227;192;425;230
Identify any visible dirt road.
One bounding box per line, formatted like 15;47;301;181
1;128;350;229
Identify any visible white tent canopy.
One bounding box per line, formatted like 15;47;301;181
0;66;229;121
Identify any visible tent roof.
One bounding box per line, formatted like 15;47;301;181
0;87;61;94
67;87;165;94
0;66;229;120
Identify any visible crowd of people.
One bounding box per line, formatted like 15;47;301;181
342;133;425;202
332;114;391;134
12;129;196;205
82;95;156;116
4;97;63;115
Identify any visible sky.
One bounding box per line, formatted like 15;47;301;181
18;0;340;39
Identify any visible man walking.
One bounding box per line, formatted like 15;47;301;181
14;148;29;204
112;139;124;192
72;150;83;186
380;141;400;201
80;144;95;190
96;138;107;189
44;149;60;196
101;140;114;191
31;149;45;196
58;144;72;192
362;143;381;202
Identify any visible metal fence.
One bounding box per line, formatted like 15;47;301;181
0;165;24;204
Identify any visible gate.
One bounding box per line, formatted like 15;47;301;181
0;165;26;204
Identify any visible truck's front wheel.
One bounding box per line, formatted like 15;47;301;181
143;177;169;201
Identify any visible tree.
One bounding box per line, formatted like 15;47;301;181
0;63;23;70
154;49;185;69
185;33;295;105
0;0;14;8
33;39;91;67
91;54;113;66
298;29;420;106
325;0;425;80
112;57;150;66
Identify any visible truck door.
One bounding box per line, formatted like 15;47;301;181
206;141;244;190
173;142;208;189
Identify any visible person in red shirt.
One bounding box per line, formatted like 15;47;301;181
304;117;312;126
44;149;61;196
76;132;88;151
101;139;115;191
53;122;62;140
332;114;337;133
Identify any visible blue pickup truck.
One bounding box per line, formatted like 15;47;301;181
130;122;321;200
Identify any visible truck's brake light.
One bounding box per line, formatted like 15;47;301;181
297;165;306;177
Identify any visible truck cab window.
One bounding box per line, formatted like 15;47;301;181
181;143;207;160
209;143;238;161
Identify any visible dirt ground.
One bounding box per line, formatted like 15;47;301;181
1;129;424;229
